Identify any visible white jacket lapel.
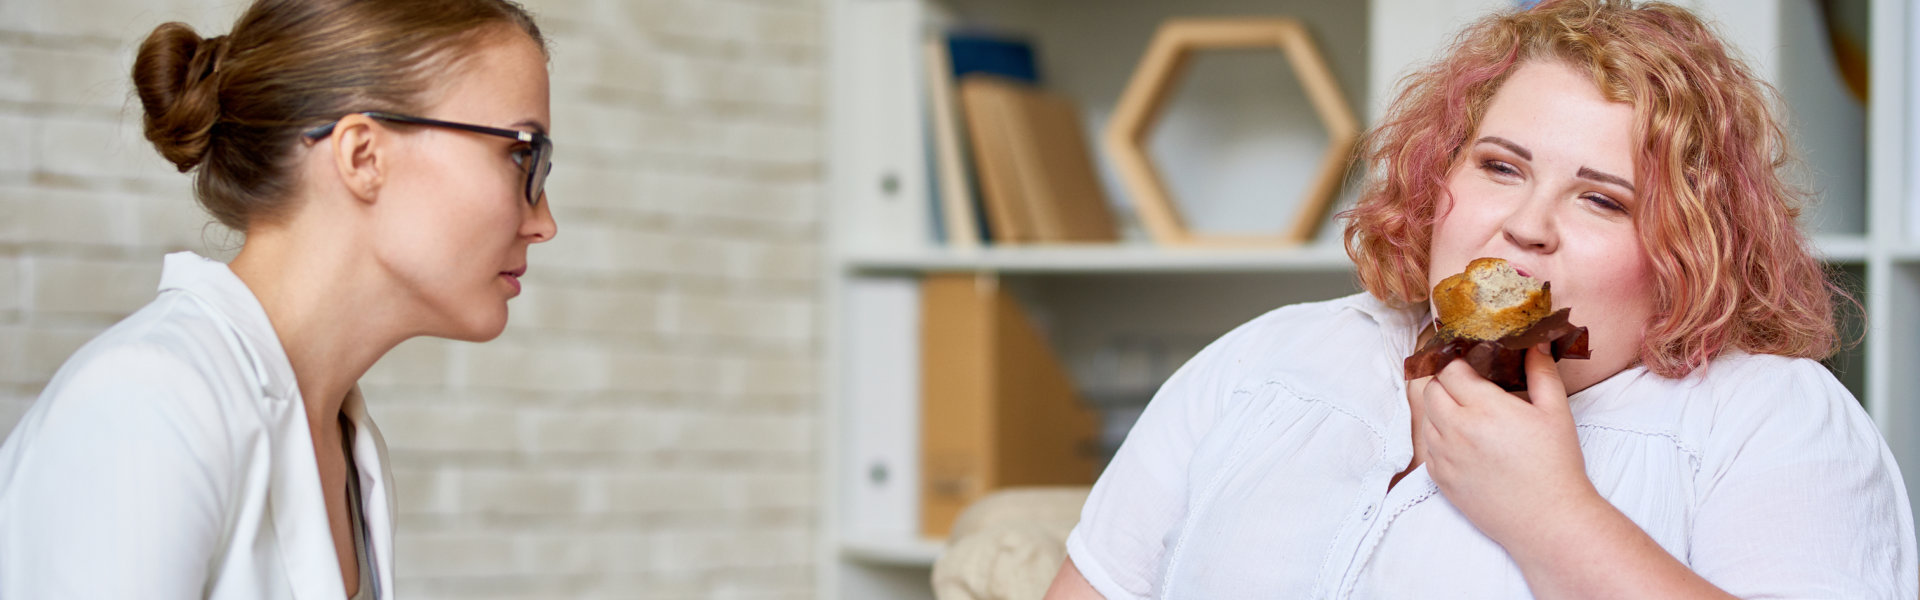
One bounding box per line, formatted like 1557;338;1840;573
343;386;395;600
265;385;345;600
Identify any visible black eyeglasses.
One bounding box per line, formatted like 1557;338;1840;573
303;111;553;207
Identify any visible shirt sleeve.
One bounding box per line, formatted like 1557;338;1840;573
1065;309;1279;600
1687;357;1918;599
0;343;234;600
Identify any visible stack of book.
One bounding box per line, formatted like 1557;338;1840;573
837;0;1124;251
923;31;1120;248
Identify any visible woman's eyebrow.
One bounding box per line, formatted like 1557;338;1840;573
1478;135;1635;193
1577;166;1635;193
512;119;548;135
1476;136;1531;161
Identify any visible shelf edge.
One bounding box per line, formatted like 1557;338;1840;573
839;535;946;567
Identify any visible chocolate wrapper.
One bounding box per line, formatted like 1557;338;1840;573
1403;308;1590;393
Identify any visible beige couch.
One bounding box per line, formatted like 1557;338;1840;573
931;486;1094;600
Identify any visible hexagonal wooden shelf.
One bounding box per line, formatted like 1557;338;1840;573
1104;18;1360;247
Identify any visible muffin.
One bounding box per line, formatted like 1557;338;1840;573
1404;257;1589;392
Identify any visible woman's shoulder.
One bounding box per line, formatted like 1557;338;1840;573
1596;351;1885;465
60;292;239;379
1688;351;1858;416
0;292;256;560
1223;293;1409;346
26;291;259;433
1177;293;1411;396
1587;351;1852;412
1701;351;1870;428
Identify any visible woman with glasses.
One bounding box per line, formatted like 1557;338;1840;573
0;0;555;598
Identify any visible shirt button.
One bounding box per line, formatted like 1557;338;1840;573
1361;504;1375;519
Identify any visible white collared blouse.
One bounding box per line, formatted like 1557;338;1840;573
1066;293;1917;599
0;252;395;600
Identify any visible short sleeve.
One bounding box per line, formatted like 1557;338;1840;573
1687;358;1918;599
1065;308;1281;600
0;344;234;600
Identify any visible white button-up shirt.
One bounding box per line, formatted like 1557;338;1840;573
1067;293;1917;599
0;252;395;600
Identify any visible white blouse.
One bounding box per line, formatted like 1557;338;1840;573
1066;293;1917;599
0;252;395;600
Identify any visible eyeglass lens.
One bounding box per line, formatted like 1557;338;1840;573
526;141;552;207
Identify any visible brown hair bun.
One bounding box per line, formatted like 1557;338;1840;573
133;23;229;172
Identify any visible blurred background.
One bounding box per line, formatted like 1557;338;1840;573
0;0;1911;599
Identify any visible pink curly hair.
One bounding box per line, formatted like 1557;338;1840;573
1339;0;1848;378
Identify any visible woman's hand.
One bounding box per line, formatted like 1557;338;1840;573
1417;344;1602;551
1418;345;1738;599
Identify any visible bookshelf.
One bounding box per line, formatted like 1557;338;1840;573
818;0;1914;598
840;236;1873;275
843;244;1354;274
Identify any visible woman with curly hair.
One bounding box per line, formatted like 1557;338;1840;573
1047;0;1915;597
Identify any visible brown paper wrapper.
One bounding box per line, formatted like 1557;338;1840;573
1403;308;1590;393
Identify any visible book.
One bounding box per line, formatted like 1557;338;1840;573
958;75;1042;243
1001;83;1121;242
923;30;1043;247
958;75;1120;244
924;33;982;248
919;274;1099;538
946;31;1041;83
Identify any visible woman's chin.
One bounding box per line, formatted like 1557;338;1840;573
453;327;507;343
438;307;510;342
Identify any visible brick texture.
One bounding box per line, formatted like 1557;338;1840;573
0;0;822;598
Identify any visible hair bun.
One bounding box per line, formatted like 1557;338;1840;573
133;23;230;172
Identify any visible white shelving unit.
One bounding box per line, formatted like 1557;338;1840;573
843;244;1354;273
817;0;1915;598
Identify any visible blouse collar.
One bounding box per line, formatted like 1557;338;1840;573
156;251;300;402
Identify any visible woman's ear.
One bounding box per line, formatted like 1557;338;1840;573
329;113;386;204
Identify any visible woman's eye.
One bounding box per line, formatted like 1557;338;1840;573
1480;160;1519;177
1584;194;1626;213
509;146;534;168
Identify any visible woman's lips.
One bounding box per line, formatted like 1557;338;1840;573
500;271;523;295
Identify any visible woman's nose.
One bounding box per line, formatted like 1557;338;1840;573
525;195;558;243
1500;191;1556;253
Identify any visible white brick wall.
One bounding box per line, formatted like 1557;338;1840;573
0;0;822;598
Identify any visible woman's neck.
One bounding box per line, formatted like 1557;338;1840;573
228;224;408;438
